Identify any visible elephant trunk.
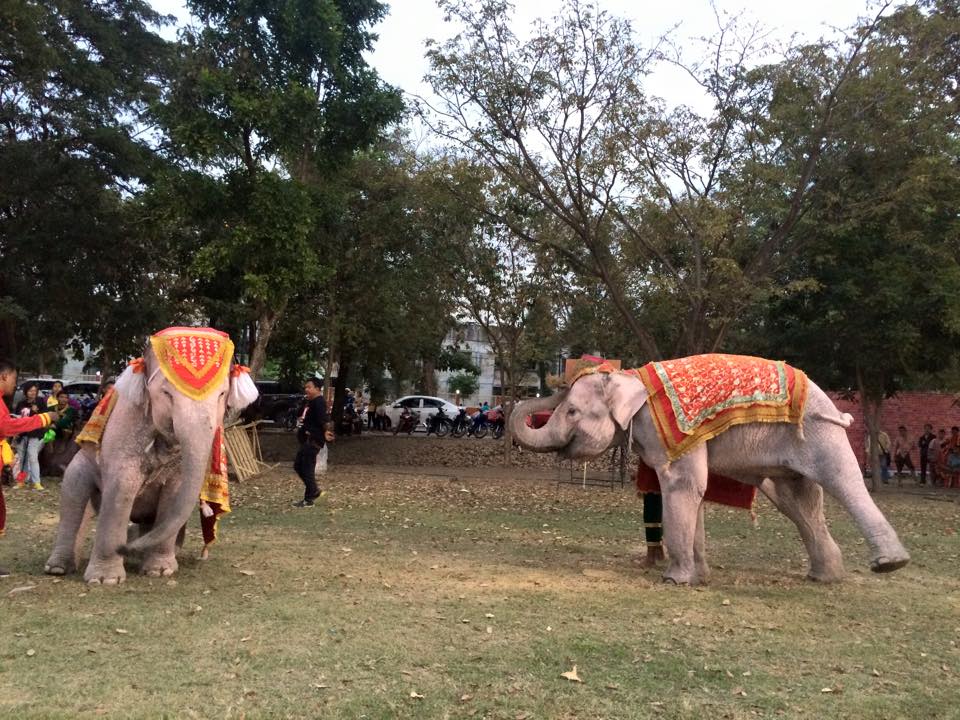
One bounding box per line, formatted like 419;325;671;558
508;392;571;452
121;403;217;555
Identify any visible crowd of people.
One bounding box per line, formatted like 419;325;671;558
866;423;960;488
2;376;114;491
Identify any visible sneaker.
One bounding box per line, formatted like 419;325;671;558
32;482;44;491
0;567;10;578
293;499;315;508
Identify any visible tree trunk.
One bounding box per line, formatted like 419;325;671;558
332;350;351;430
857;366;883;493
100;349;114;382
248;303;284;379
421;356;437;396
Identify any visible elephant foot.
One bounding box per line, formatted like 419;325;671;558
870;554;910;574
44;553;75;576
807;560;845;583
662;560;700;586
141;554;178;578
84;559;126;585
807;570;843;583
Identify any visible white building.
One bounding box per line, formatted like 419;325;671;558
435;322;552;407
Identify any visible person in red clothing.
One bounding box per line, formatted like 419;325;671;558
0;359;58;578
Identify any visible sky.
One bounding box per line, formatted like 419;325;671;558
149;0;889;111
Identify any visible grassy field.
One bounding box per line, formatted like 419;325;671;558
1;456;958;719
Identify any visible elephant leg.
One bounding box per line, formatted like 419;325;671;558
141;533;180;578
759;477;844;582
659;450;708;585
45;450;99;576
692;503;709;585
72;502;96;572
84;461;142;585
141;524;183;578
807;450;910;573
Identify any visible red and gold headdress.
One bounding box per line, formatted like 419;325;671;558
149;327;235;402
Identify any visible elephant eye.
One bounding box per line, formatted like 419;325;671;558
567;407;577;416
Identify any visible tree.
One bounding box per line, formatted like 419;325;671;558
422;0;893;361
447;371;479;399
763;0;960;490
155;0;403;376
0;0;173;367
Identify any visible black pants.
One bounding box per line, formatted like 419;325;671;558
294;441;322;500
895;453;914;474
643;492;663;547
920;455;929;484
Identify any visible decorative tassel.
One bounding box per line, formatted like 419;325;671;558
227;365;259;411
115;358;147;405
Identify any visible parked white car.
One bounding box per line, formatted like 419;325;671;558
384;395;460;428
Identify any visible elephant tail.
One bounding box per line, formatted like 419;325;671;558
118;521;182;556
809;411;854;428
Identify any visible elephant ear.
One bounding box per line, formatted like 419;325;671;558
115;359;147;406
602;373;649;431
227;365;259;412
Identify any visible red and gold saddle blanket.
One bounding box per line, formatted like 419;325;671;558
636;354;808;461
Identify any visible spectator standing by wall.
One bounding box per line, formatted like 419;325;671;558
918;424;935;486
866;429;892;484
927;429;944;487
938;426;960;490
893;425;915;486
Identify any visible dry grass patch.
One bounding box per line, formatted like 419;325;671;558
0;459;958;719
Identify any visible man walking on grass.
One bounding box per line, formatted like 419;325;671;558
292;377;334;507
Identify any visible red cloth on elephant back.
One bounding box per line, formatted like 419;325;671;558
635;460;756;510
636;354;808;461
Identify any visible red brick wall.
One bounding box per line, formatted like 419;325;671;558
829;392;960;466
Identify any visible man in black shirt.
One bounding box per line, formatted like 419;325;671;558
293;378;333;507
918;423;935;486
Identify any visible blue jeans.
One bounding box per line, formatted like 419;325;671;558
880;453;891;483
20;437;43;485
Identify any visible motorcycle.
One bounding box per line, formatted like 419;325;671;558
393;407;420;435
450;408;470;438
472;407;504;439
487;408;505;440
280;403;301;431
426;406;452;437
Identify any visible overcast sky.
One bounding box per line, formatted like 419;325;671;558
149;0;889;110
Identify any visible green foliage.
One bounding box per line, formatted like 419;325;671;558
764;1;960;395
0;0;174;368
446;371;480;398
154;0;403;375
437;345;480;375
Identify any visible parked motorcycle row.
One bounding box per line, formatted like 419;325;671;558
277;400;505;440
394;406;505;439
